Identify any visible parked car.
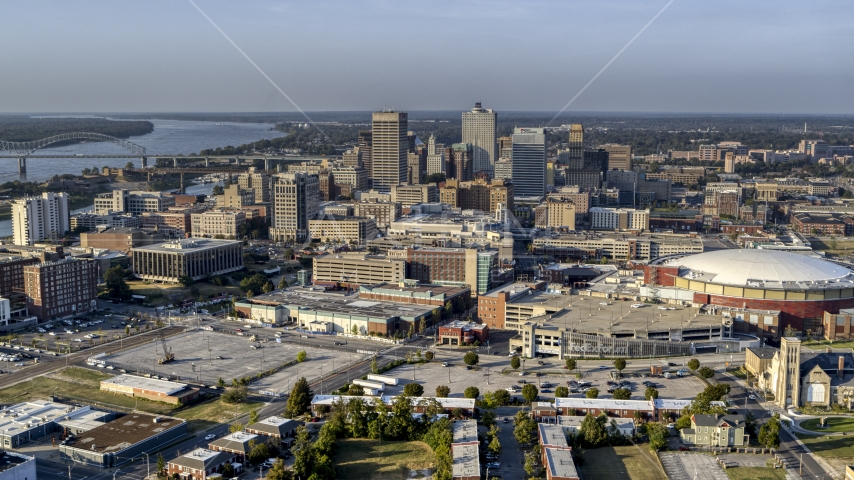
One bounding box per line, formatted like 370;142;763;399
204;434;216;440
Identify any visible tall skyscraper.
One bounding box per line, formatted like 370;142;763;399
462;102;497;175
511;128;547;197
12;192;69;246
270;173;319;243
602;144;632;171
371;110;408;192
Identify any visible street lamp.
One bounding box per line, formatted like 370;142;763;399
141;452;150;480
113;468;123;480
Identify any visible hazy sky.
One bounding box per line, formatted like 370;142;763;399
2;0;853;114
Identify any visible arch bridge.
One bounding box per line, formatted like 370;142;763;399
0;132;147;173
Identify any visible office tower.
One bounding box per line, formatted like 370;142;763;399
583;148;609;175
270;173;319;243
407;131;417;153
342;148;363;168
426;135;445;175
237;167;271;203
602;144;632;171
12;192;70;246
511;128;547;197
358;130;373;175
371;111;408;192
497;136;513;159
558;123;585;169
462;102;497;174
451;143;473;181
494;159;513;181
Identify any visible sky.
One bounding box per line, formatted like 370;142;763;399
1;0;853;114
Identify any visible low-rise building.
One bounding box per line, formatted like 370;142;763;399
679;414;748;447
352;202;401;230
208;432;259;460
438;320;489;345
94;190;175;214
308;215;378;243
190;210;246;239
543;446;580;480
0;400;91;448
312;253;405;287
0;451;36;480
589;207;649;231
100;375;200;405
60;413;187;467
245;416;302;441
80;227;165;252
71;213;143;231
823;308;854;341
554;415;635;437
358;282;471;308
167;448;234;480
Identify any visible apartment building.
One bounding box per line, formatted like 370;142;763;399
24;257;98;320
532;233;703;260
190;210;246;239
0;256;39;298
12;192;70;246
680;414;748;447
332;166;369;192
237;168;271;203
94;190;175;214
440;178;514;213
589;207;649;231
352;201;401;229
141;211;191;232
216;184;255;209
391;184;438;207
271;173;319;243
545;199;576;230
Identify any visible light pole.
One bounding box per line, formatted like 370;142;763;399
113;468;122;480
141;452;150;480
320;364;326;394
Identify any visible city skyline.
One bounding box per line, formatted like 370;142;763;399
1;1;852;114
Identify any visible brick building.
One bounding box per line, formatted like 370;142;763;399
791;212;854;235
0;256;39;298
167;448;233;480
438;320;489;345
24;257;98;320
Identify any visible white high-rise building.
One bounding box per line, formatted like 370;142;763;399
371;110;408;193
511;128;547;197
462;102;497;175
12;192;70;246
270;173;319;243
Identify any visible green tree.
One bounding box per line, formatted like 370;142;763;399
351;324;359;335
265;458;293;480
579;413;609;448
249;409;259;425
347;384;364;396
675;415;692;430
646;422;669;451
239;273;268;295
687;358;700;371
217;377;226;388
555;386;569;398
758;414;781;449
248;439;271;463
513;411;536;446
697;366;715;378
644;386;659;400
103;266;131;299
278;276;288;289
586;387;599;399
488;435;501;455
510;356;521;370
521;384;539;403
403;382;424;397
565;358;576;371
464;386;480;399
613;358;627;372
612;388;631;400
124;161;135;170
222;386;247;404
481;410;497;428
291;427;314;479
524;451;538;476
156;453;166;475
125;325;130;336
463;352;479;366
229;421;244;433
287;377;313;417
436;385;451;397
262;281;274;294
425;350;434;361
212;185;225;196
370;356;378;373
178;275;194;287
296;350;307;362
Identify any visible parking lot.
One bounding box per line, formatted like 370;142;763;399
102;330;368;392
5;313;152;353
378;357;706;401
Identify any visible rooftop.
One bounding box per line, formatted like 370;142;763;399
557;415;634;430
131;239;241;253
208;431;259;452
747;347;778;360
451;443;480;479
452;419;477;444
101;374;187;396
245;289;434;321
70;413;185;454
545;447;579;479
169;448;229;470
539;424;569;447
0;400;87;436
554;398;654;411
669;249;854;289
246;416;302;436
0;451;32;473
480;282;533;299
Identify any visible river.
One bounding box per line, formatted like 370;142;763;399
0;117;285;237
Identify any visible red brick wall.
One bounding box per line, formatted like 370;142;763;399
703;294;854;331
643;266;679;286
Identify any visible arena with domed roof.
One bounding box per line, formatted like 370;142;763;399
644;249;854;336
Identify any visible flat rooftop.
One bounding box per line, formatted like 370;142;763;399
554;398;654;411
480;282;532;298
524;296;727;337
452;419;477;444
539;424;569;447
101;374;187;395
247;289;434;321
545;447;579;479
557;415;634;429
360;282;470;297
0;400;85;437
0;451;31;472
451;443;480;479
72;414;185;453
131;239;240;253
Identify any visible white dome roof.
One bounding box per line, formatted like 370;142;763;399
674;250;852;287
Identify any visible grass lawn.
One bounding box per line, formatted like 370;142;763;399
802;339;854;350
725;467;787;480
796;433;854;458
174;398;263;433
334;439;436;480
806;238;854;255
800;417;854;433
0;367;174;414
577;445;666;480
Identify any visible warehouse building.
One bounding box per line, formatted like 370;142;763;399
100;375;200;405
60;413;186;467
130;239;243;283
0;451;36;480
0;400;92;449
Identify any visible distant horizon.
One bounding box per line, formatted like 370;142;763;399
4;111;854;118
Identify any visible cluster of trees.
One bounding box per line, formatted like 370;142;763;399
103;265;132;299
0;116;153;142
240;273;274;296
291;395;459;480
